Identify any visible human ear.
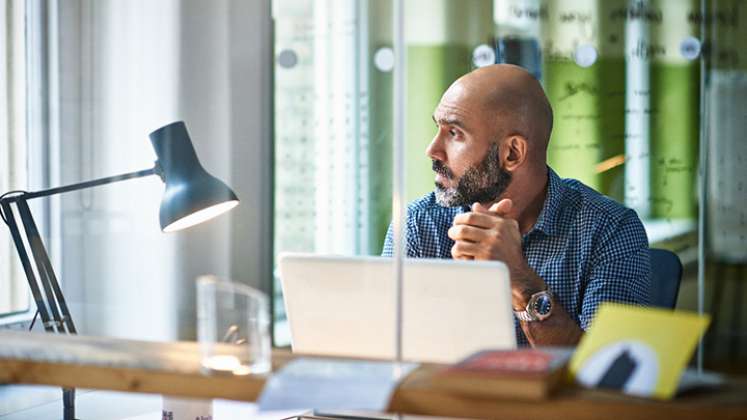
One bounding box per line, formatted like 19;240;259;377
502;136;528;171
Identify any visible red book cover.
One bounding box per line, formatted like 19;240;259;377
447;348;565;377
432;348;572;400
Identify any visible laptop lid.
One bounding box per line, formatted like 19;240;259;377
279;254;516;363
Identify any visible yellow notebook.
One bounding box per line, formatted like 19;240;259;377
569;303;710;400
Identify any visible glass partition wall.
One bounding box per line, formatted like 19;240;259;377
702;0;747;369
272;0;747;372
272;0;396;346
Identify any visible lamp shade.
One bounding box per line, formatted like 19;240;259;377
149;121;239;232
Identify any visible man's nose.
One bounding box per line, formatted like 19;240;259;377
425;133;445;162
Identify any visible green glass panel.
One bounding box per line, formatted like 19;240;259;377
405;44;472;203
544;57;625;199
598;58;627;202
650;63;700;219
368;46;393;253
544;60;601;191
367;0;393;254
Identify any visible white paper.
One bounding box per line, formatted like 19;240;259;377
257;358;418;412
676;368;725;394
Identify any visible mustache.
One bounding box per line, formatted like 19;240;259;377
431;160;454;179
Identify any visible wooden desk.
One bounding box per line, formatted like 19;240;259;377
391;366;747;420
0;331;276;402
1;331;746;419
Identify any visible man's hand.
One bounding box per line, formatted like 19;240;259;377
448;199;521;263
448;199;582;347
448;199;545;308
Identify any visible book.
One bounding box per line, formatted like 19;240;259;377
569;303;710;400
429;348;572;400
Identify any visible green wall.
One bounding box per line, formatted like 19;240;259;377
650;63;700;219
544;58;626;200
368;52;393;253
649;0;700;219
405;44;472;202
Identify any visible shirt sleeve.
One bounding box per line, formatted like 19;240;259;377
578;209;651;330
382;223;395;256
381;213;420;257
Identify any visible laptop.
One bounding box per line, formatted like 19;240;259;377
278;254;516;363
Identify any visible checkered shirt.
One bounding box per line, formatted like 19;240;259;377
382;167;651;346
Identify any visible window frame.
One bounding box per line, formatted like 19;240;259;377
0;0;56;327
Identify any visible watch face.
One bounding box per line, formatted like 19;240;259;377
532;292;553;317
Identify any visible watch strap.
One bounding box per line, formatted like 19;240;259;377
513;309;536;322
513;288;553;322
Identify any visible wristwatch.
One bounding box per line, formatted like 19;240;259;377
514;289;554;322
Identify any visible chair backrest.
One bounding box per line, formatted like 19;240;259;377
649;248;683;309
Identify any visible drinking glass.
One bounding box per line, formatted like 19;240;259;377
197;275;271;375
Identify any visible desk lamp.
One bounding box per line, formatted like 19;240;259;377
0;121;239;420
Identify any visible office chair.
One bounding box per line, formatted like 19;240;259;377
649;248;683;309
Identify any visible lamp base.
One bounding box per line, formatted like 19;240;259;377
63;388;78;420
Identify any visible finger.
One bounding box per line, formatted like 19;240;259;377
448;224;490;243
453;254;474;261
451;241;481;259
471;202;490;213
453;211;498;229
488;198;513;216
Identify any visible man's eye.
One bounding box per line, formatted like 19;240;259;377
449;129;459;137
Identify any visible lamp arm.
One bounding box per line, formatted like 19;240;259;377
0;167;158;203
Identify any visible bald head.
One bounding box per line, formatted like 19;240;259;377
447;64;553;161
428;64;554;210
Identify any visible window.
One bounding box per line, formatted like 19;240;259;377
0;0;30;318
1;0;54;323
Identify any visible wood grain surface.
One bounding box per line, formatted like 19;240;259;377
1;331;746;419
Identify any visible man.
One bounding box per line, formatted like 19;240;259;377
382;64;650;347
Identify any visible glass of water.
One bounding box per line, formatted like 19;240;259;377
197;275;271;375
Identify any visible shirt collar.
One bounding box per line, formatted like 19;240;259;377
457;167;564;236
529;167;564;237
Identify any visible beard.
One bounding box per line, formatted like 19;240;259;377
432;143;512;207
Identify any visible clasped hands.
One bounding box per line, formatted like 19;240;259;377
448;199;545;308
